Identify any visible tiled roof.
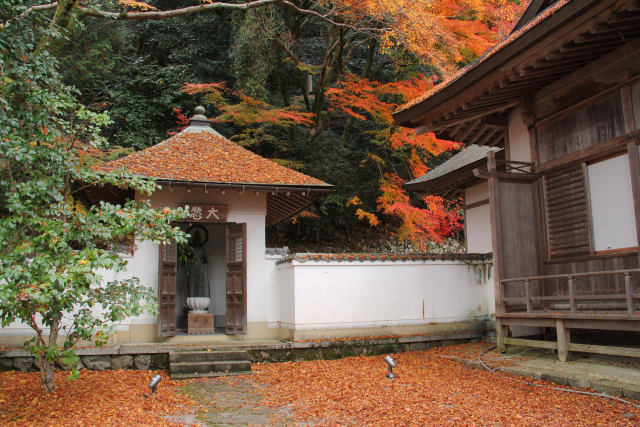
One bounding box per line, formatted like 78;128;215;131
395;0;571;115
277;252;492;264
100;120;331;187
406;145;502;186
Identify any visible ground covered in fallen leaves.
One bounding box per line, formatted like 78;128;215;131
0;369;193;426
250;343;640;425
2;344;639;426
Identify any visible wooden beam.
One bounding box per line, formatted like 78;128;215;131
535;130;640;174
477;128;499;146
627;142;640;257
459;119;481;141
395;0;617;127
504;337;557;350
504;338;640;358
431;103;517;130
481;115;508;128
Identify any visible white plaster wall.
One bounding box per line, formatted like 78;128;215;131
264;255;284;325
0;239;159;337
277;260;494;331
464;182;492;254
587;154;638;251
466;205;492;253
465;182;488;205
146;186;268;325
507;107;531;162
278;263;296;326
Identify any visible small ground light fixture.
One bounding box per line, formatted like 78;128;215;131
146;374;161;397
385;355;396;379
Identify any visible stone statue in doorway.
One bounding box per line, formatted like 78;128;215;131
184;225;211;314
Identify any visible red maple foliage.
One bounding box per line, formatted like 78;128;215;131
328;73;463;245
181;82;315;128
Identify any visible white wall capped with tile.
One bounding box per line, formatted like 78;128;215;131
275;258;494;336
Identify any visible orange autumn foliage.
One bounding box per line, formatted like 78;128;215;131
355;208;380;227
327;74;433;126
329;73;462;244
0;369;193;426
181;82;315;128
327;0;528;76
377;173;462;246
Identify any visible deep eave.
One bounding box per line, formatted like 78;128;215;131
392;0;639;147
405;147;504;196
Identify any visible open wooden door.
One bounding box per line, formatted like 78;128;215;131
158;242;177;338
226;223;247;334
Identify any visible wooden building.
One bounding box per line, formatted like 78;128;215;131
394;0;640;360
92;107;333;341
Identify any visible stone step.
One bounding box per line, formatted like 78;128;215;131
169;350;250;363
171;370;252;380
170;360;251;375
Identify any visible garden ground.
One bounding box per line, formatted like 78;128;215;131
1;343;639;425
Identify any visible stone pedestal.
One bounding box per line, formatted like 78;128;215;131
188;313;214;334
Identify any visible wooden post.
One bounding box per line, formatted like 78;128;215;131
626;142;640;257
525;279;532;313
496;319;508;353
556;319;570;362
568;276;577;313
487;151;504;315
625;273;634;315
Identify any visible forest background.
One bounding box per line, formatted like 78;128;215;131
52;0;528;252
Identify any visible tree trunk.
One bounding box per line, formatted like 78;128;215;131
39;357;56;393
40;317;60;393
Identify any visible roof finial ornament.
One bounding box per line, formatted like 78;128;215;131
185;105;216;134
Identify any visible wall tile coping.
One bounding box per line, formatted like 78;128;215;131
276;252;493;265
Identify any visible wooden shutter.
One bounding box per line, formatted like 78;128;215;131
226;223;247;335
542;165;592;258
158;242;177;337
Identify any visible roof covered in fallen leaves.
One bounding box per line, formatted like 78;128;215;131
100;120;331;188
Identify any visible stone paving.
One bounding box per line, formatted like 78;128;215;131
444;346;640;402
175;376;301;426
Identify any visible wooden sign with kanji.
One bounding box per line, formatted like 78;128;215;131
182;204;228;223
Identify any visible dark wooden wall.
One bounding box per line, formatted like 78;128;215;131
494;180;543;299
536;90;626;164
496;38;640;304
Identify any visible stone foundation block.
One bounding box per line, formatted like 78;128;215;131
134;354;151;370
0;358;14;371
151;353;169;369
82;356;112;371
14;357;34;372
111;355;134;370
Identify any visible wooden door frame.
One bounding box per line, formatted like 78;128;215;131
225;222;248;335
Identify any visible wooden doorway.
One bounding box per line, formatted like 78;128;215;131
225;223;247;334
158;222;247;337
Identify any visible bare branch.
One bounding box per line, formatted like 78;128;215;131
73;0;387;33
281;1;385;32
77;0;280;20
1;2;58;28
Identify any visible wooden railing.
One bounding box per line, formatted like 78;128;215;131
500;269;640;316
495;158;534;175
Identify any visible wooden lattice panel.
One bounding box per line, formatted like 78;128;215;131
543;166;592;259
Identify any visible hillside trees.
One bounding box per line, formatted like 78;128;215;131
5;1;527;252
0;2;186;392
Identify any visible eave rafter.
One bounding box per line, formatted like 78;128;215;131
402;0;640;148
